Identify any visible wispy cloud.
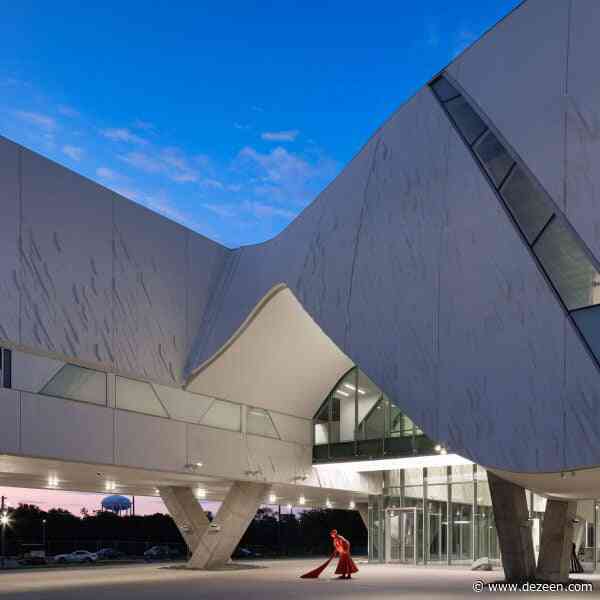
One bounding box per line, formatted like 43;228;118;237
118;147;205;184
238;145;338;208
14;110;56;130
58;105;80;118
243;200;296;220
96;166;118;179
261;129;299;142
101;127;148;145
62;145;84;161
234;122;251;130
203;203;239;218
133;119;155;131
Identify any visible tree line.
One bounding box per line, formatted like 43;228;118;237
1;503;367;558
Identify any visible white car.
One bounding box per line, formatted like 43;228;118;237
54;550;98;564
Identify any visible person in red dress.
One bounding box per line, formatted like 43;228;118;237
300;529;359;579
331;529;359;579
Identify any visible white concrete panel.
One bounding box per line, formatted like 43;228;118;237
11;350;64;393
268;412;311;446
438;121;566;472
20;392;114;464
0;389;20;454
343;89;448;440
188;288;352;418
185;231;229;375
0;137;20;343
187;425;247;480
447;0;569;207
113;198;187;385
115;410;187;472
565;0;600;261
564;318;600;469
20;149;114;365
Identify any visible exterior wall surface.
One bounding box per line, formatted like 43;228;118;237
187;1;600;475
0;137;230;385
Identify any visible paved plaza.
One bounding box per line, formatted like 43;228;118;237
0;560;598;599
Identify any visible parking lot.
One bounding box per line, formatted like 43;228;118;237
0;560;598;599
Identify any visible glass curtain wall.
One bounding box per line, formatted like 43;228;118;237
313;366;436;462
367;465;553;566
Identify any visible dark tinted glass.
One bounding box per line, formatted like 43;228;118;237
500;164;554;243
431;77;459;102
572;305;600;362
474;131;514;187
533;219;600;310
445;96;487;144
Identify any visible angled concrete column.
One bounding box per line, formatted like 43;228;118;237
487;473;536;581
536;499;577;583
189;481;267;569
159;486;210;553
356;503;369;531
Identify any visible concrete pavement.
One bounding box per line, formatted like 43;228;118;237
0;559;598;599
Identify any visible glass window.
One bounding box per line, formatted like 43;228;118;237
332;369;357;443
200;398;241;432
431;77;459;102
572;305;600;361
500;164;554;243
473;131;514;187
533;218;600;310
247;407;280;439
116;376;167;417
42;364;107;406
152;385;213;424
358;396;385;440
445;96;487;145
314;399;330;445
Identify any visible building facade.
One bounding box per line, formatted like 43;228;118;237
1;0;600;579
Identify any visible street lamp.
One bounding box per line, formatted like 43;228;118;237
1;512;9;569
42;519;47;551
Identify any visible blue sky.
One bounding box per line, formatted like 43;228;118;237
0;0;520;248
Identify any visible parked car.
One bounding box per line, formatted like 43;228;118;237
143;545;181;561
54;550;98;564
95;548;126;560
18;556;48;566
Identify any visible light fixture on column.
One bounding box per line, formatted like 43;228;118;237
325;499;332;509
195;489;206;499
299;495;306;506
47;476;59;488
349;500;356;509
105;481;116;492
287;503;292;510
268;493;277;504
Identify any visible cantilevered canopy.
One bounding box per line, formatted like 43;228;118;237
186;287;353;419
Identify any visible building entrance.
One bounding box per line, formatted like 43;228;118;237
385;508;418;563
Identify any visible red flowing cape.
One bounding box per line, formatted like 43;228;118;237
300;553;335;579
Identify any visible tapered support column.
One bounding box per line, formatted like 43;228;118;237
356;503;369;531
487;473;536;581
536;499;577;583
189;481;267;569
159;486;210;552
